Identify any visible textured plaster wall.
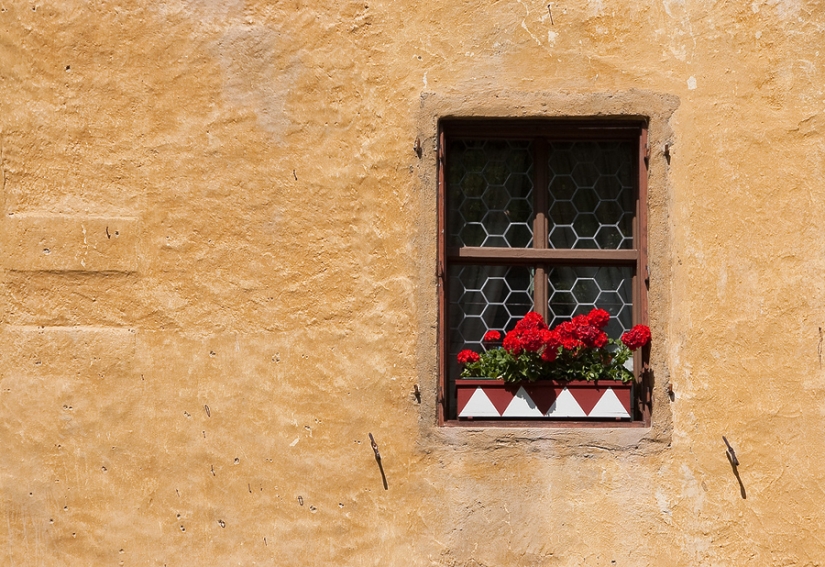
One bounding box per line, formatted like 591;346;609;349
1;1;825;565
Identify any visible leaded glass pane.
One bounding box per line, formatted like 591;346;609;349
547;266;633;339
448;265;535;383
447;140;534;248
547;141;634;250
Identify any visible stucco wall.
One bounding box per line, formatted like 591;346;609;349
2;1;825;565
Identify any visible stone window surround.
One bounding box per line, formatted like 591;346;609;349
413;90;678;453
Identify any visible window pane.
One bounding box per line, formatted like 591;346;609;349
547;141;634;250
448;265;535;382
447;140;534;248
547;266;633;339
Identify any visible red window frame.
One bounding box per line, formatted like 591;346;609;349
437;118;651;427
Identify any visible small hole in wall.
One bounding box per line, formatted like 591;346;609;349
43;248;50;255
65;65;70;71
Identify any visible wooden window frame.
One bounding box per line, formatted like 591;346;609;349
437;118;651;427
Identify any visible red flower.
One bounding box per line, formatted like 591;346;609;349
571;314;590;328
503;312;549;355
514;311;548;332
540;348;558;362
521;327;546;353
456;349;480;364
621;325;651;350
502;331;523;355
556;321;584;351
592;331;608;348
483;330;502;342
540;329;561;361
586;308;610;329
574;324;608;349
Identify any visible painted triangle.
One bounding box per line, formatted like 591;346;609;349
456;385;474;415
545;388;586;417
484;385;518;415
458;388;500;418
588;388;631;418
502;386;544;417
523;383;561;415
568;384;604;416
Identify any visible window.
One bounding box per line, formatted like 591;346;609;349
437;119;650;425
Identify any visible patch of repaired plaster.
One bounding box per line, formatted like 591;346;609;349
587;0;605;17
180;0;245;24
213;25;302;142
767;0;802;20
661;0;697;63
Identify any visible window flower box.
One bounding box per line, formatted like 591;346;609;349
456;378;633;420
454;308;649;421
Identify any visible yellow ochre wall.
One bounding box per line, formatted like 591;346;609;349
1;1;824;565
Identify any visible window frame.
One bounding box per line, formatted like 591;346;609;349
437;118;651;427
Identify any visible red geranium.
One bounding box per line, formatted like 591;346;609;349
502;331;524;355
521;327;546;353
555;321;584;351
458;308;647;383
621;325;651;350
502;312;550;355
540;329;561;361
515;311;547;331
564;313;607;349
457;349;480;364
586;308;610;329
570;314;590;327
483;330;502;342
574;324;608;349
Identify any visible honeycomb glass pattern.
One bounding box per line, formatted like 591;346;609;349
547;266;633;340
547;141;634;250
447;139;534;248
448;265;535;381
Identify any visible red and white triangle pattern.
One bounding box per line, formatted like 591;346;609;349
458;384;631;419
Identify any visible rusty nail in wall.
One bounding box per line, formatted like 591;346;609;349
722;436;739;466
368;433;381;461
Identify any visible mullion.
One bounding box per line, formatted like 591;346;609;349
534;137;549;320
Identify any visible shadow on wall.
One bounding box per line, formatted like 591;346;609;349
724;436;746;499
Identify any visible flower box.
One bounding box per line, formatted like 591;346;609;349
456;378;633;420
